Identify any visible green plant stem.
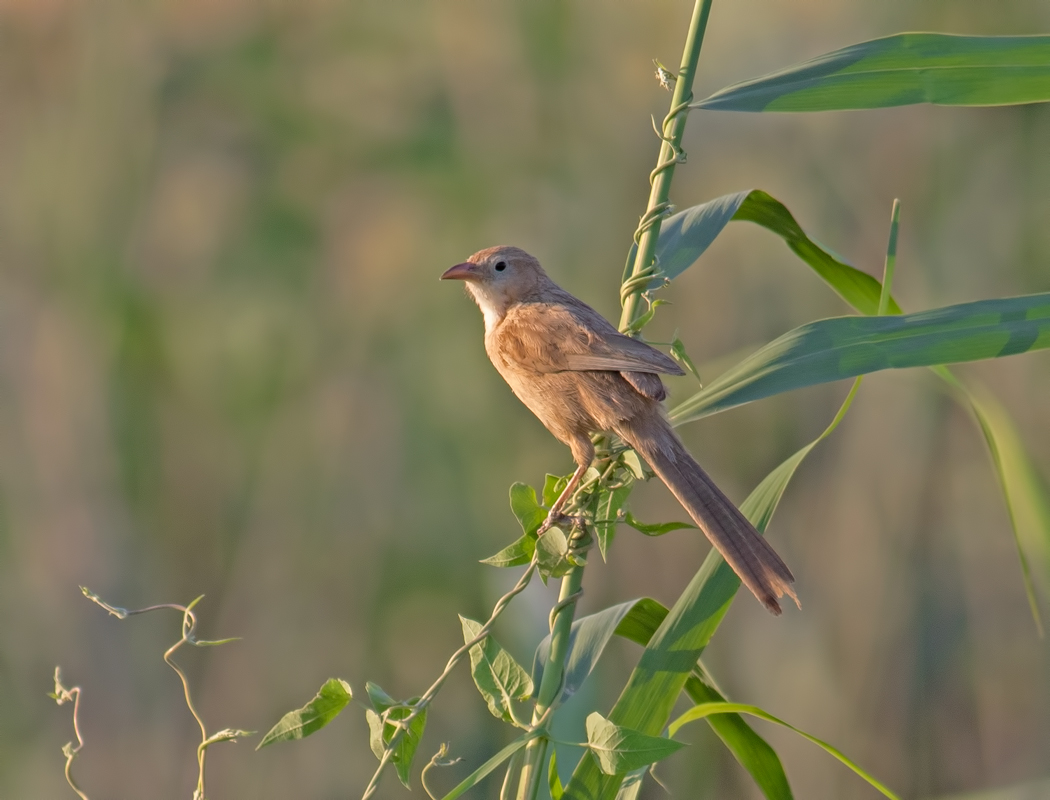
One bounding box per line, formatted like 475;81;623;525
618;0;714;331
516;562;586;800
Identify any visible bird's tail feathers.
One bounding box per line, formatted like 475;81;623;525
615;415;798;615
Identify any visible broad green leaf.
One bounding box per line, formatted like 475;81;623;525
684;675;792;800
624;511;695;536
549;751;564;800
595;483;632;560
695;33;1050;112
627;190;894;315
256;678;352;749
533;599;654;704
366;681;397;713
668;703;900;800
670;293;1050;425
436;733;537;800
564;380;863;799
459;616;533;723
365;683;427;789
621;450;648;481
510;482;546;535
536;526;573;582
585;712;685;775
480;534;536;568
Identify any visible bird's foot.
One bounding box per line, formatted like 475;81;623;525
536;511;562;537
537;511;588;537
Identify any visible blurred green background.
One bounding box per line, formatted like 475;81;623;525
1;1;1049;798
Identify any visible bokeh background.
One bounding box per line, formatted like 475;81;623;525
1;1;1049;798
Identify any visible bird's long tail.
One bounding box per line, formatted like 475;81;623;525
615;413;798;615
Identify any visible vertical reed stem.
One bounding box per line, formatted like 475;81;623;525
619;0;713;331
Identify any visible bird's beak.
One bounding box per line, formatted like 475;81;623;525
441;262;478;281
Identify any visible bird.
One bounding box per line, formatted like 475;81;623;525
441;245;797;614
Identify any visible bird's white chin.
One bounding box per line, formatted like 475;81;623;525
466;283;505;333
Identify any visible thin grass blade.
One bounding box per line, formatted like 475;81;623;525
438;733;537;800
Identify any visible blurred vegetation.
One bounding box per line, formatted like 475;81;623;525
1;1;1048;798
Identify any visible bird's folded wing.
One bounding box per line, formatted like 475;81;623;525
503;301;685;376
563;350;683;374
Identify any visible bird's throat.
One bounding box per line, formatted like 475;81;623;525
466;284;507;334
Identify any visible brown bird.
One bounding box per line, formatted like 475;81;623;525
442;246;797;614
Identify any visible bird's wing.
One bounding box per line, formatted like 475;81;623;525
501;298;685;376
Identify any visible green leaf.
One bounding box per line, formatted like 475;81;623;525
684;674;793;800
595;483;632;560
614;768;647;800
366;681;397;714
256;678;352;749
365;683;427;789
536;526;573;582
533;599;656;704
549;751;564;800
612;597;670;647
459;616;534;723
878;199;901;317
935;368;1048;633
670;336;703;383
543;473;570;507
668;703;900;799
695;33;1050;112
628;190;892;315
670;293;1050;426
585;712;685;775
621;450;648;480
480;534;536;568
624;511;695;536
510;482;547;535
365;710;386;760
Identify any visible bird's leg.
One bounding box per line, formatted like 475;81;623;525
537;462;590;536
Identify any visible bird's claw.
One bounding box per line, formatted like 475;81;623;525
536;512;562;537
537;512;588;537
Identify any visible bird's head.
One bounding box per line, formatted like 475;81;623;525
441;246;550;327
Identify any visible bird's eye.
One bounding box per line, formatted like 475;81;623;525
494;261;507;272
